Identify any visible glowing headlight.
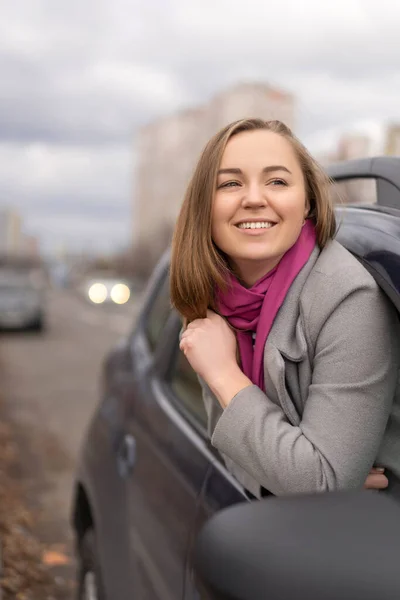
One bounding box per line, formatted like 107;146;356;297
88;282;107;304
110;283;130;305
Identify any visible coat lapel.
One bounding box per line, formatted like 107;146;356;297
263;246;320;424
266;245;320;361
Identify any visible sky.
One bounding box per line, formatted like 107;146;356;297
1;0;400;256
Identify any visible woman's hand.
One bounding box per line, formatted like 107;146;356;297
364;467;388;490
180;310;253;407
179;310;238;385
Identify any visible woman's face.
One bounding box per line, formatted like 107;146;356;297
212;129;309;287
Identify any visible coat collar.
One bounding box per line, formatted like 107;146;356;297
266;245;320;361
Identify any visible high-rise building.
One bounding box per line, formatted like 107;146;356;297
0;208;23;256
0;208;41;258
309;120;400;206
133;82;295;259
385;124;400;155
21;234;40;258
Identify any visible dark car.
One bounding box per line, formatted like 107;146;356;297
0;262;46;331
72;157;400;600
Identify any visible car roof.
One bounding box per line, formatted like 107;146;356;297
326;157;400;300
327;156;400;211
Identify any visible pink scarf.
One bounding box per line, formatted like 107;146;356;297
216;220;317;391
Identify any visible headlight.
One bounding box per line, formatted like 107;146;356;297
110;283;130;305
88;283;108;304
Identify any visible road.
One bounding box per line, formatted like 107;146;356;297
0;287;144;597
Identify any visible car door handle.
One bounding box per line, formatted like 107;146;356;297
117;434;136;478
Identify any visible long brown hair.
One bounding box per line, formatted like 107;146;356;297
170;118;336;323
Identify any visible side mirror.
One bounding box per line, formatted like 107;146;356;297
194;491;400;600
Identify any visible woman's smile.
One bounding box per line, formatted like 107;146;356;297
234;220;278;236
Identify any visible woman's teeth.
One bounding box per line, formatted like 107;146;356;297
237;222;274;230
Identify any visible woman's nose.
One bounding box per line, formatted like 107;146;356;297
242;184;267;208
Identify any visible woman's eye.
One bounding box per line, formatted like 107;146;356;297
270;179;287;186
218;181;240;189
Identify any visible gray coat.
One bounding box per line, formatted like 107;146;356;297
199;240;400;498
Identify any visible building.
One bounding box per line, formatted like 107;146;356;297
0;208;41;258
308;120;400;205
0;208;23;256
207;83;294;134
385;124;400;155
133;82;296;260
21;233;41;258
133;105;209;252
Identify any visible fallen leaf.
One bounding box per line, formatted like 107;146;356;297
42;550;70;566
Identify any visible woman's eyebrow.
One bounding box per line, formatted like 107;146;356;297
263;165;292;174
217;168;242;175
217;165;292;176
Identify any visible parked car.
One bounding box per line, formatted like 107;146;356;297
72;157;400;600
0;263;46;331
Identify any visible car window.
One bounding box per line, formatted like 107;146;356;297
145;273;172;351
170;349;208;429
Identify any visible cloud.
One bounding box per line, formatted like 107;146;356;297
2;0;399;146
26;211;131;256
0;141;134;255
0;0;188;146
0;142;133;206
1;0;400;254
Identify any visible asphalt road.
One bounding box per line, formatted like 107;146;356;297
0;287;143;597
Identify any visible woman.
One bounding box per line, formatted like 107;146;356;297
170;118;400;499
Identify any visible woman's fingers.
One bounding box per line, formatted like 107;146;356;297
364;472;389;489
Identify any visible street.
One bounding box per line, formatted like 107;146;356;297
0;287;143;597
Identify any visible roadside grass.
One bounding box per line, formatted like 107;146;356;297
0;412;74;599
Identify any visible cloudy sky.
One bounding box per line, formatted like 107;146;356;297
1;0;400;256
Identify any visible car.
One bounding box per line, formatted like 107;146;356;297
72;156;400;600
78;273;133;307
0;261;47;331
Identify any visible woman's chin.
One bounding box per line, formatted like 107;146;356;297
232;248;279;262
232;252;282;270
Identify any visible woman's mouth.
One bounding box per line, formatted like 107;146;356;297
235;221;277;234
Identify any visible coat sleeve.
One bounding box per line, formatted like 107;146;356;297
197;374;224;439
210;278;400;495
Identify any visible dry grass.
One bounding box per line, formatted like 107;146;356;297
0;419;72;599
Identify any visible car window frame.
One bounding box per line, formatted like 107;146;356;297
131;252;172;358
161;310;210;440
145;309;224;480
143;271;172;353
130;256;209;441
149;304;232;478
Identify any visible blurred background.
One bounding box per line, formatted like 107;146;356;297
2;0;400;277
0;0;399;597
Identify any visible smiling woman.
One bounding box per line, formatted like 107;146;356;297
212;130;314;286
170;118;400;499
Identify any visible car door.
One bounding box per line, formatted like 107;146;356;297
122;266;217;600
184;429;249;599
